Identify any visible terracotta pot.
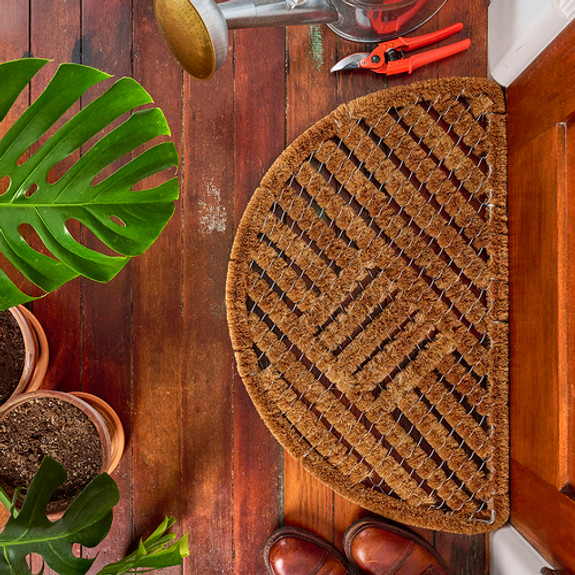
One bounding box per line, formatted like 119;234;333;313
5;305;49;402
0;389;125;518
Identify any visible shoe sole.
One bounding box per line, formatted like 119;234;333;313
264;526;359;575
342;518;449;574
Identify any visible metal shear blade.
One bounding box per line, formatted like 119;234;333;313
330;53;369;72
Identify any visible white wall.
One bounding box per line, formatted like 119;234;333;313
488;0;575;86
490;526;552;575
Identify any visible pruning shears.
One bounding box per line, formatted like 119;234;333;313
331;22;471;74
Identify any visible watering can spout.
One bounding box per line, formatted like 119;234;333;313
220;0;337;29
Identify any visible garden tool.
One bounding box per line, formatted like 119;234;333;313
154;0;447;80
330;21;470;74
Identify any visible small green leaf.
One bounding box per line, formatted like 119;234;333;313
96;517;189;575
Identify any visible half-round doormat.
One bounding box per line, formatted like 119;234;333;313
226;77;508;534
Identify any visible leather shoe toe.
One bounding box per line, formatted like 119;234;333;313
265;526;354;575
343;519;449;575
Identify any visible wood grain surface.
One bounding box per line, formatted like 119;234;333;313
1;1;489;572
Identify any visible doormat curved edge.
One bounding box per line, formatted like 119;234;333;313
227;77;509;534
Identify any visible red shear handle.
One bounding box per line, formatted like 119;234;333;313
406;38;471;73
403;22;464;51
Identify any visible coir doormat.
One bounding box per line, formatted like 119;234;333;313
226;78;508;534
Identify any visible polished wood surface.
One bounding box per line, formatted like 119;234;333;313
508;19;575;572
0;1;488;573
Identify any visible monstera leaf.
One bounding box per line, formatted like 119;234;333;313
0;457;119;574
0;58;179;310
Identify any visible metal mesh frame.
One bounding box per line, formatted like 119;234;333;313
227;78;508;534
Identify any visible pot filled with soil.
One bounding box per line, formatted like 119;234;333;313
0;306;49;406
0;390;124;514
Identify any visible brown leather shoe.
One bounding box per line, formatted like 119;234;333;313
264;526;356;575
343;519;449;575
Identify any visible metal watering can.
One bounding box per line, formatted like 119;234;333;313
154;0;446;79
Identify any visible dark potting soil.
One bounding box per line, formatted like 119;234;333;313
0;310;25;404
0;397;103;502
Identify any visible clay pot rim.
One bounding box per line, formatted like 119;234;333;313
17;307;49;391
3;306;49;406
6;307;37;399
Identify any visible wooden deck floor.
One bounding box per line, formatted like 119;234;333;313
2;0;489;572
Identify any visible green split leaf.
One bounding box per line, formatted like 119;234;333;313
0;59;179;310
0;457;119;575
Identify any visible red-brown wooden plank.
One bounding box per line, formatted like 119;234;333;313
0;0;28;62
360;10;441;549
283;22;350;549
284;458;334;542
387;7;439;90
438;0;487;78
0;0;31;560
333;496;366;549
131;3;184;574
287;23;338;136
327;9;434;553
80;0;134;567
336;10;437;546
180;53;235;575
233;26;285;574
27;2;81;573
29;0;82;394
0;4;29;173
